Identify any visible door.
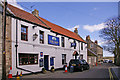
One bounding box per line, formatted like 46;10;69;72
44;55;49;70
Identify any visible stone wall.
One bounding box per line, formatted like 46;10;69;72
5;15;12;76
97;46;103;61
0;4;3;80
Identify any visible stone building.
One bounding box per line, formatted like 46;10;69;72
0;2;12;79
95;40;103;62
86;35;103;66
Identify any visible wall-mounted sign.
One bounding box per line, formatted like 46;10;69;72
40;52;43;57
71;43;76;47
39;58;43;67
50;57;54;66
48;35;59;46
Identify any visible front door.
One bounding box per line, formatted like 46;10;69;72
44;55;49;70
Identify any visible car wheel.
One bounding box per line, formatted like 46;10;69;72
81;67;83;72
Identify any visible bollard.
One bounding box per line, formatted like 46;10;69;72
16;71;20;80
65;65;67;72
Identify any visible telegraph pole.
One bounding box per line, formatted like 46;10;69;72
2;0;7;80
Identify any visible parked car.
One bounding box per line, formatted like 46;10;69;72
103;60;109;63
69;59;89;72
108;60;113;63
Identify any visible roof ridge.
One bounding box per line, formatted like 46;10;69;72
8;4;32;16
39;17;86;42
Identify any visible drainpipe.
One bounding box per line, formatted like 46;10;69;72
15;19;33;73
79;42;80;59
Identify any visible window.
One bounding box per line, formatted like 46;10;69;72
81;43;83;50
62;54;66;65
80;55;83;59
39;30;44;44
74;40;76;49
90;43;94;48
61;37;65;47
19;53;38;65
21;25;28;41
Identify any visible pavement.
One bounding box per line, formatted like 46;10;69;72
110;66;120;80
20;63;115;79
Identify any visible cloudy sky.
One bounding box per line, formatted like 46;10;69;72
6;0;118;57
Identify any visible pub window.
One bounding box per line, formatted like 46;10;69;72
62;54;66;65
21;25;28;41
39;30;44;44
19;53;38;65
81;42;83;50
61;37;65;47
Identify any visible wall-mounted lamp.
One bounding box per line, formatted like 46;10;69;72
32;25;37;29
33;33;38;41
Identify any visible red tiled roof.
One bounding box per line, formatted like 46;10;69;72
7;4;86;43
39;17;86;43
7;4;49;28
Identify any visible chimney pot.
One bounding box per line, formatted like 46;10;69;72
95;40;98;44
32;9;39;17
86;35;90;40
74;28;78;34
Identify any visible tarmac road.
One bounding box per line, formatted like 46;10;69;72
21;63;116;79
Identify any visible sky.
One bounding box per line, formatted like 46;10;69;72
6;0;119;57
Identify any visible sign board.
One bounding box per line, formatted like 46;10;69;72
50;57;54;66
40;52;43;57
71;43;76;47
48;35;59;46
39;58;43;67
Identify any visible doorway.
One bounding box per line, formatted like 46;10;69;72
44;55;49;70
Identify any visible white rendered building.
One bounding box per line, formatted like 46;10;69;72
6;4;87;76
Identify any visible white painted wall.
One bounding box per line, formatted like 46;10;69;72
11;18;87;75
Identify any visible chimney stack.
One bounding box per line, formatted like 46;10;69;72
86;35;90;40
95;40;98;44
32;9;39;17
74;28;78;34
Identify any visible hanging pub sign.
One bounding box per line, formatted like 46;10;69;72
40;52;43;57
48;35;59;46
39;58;43;67
71;42;76;47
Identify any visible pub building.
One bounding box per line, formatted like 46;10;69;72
5;4;87;75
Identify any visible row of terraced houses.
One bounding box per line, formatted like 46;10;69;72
0;3;103;78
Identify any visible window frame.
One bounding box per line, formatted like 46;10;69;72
39;30;44;44
81;42;83;50
19;53;38;65
61;37;65;47
21;25;28;41
62;54;66;65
